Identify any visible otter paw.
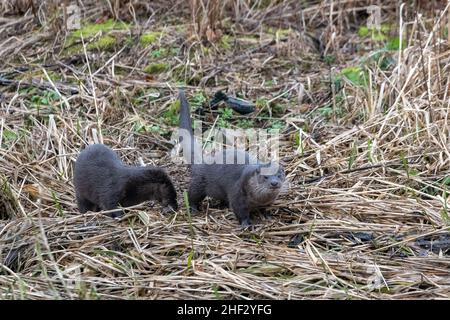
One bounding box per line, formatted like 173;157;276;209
262;212;273;220
240;218;253;230
162;205;176;214
109;210;124;219
189;206;200;215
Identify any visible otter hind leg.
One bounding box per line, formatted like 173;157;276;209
76;196;97;213
187;180;206;213
159;183;178;212
100;197;124;218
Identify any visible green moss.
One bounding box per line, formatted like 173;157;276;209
358;26;370;37
71;19;128;39
140;31;162;47
87;35;117;51
64;44;83;55
64;19;128;53
144;62;169;74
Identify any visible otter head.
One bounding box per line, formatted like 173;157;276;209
246;164;285;206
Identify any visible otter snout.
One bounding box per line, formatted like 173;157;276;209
269;178;282;189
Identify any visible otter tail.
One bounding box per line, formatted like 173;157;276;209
178;90;201;164
179;90;193;136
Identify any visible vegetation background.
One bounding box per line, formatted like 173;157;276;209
1;0;450;299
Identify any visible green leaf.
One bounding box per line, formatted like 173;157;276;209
187;249;194;268
340;66;369;87
385;37;406;51
2;128;18;142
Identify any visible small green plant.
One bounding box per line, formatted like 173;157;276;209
150;48;165;58
270;121;285;131
2;128;18;144
441;185;450;224
358;24;390;41
340;66;369;87
144;62;169;74
191;92;207;108
324;55;336;65
236;118;255;129
367;138;374;163
212;285;222;299
256;97;269;109
367;49;396;70
140;31;162;47
314;103;344;119
217;107;233;128
24;89;62;115
422;176;450;198
294;130;307;156
134;119;167;135
162;100;180;126
51;191;64;217
187;249;195;269
385;36;406;51
219;35;232;50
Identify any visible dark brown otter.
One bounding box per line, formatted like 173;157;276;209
73;144;177;217
178;90;285;227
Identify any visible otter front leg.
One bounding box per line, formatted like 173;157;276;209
100;197;124;218
230;196;252;228
259;208;273;220
76;196;97;213
188;180;206;213
217;200;229;209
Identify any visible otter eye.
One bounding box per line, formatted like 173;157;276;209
264;176;269;180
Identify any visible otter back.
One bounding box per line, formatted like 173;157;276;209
178;90;285;228
74;144;177;217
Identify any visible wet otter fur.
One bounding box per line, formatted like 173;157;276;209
178;90;285;227
74;144;178;217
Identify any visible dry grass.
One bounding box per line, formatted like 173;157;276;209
1;0;450;299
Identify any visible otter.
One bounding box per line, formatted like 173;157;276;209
178;90;285;227
73;144;178;218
